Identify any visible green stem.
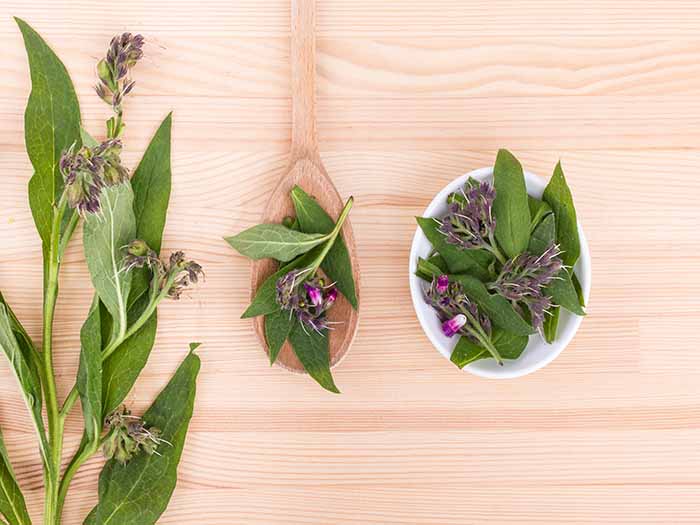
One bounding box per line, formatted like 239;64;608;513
42;194;70;524
487;232;507;265
309;197;353;273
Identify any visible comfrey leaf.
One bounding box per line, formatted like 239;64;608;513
290;186;358;309
451;329;529;368
493;149;531;258
0;305;47;462
543;161;580;268
85;349;200;525
264;309;294;365
77;300;103;446
83;182;137;338
288;323;339;393
0;429;31;525
528;196;553;234
226;224;328;262
16;17;81;247
546;270;585;316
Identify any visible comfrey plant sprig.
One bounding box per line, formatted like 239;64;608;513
226;187;358;393
1;20;202;524
415;149;586;370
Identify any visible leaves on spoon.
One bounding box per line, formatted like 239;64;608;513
290;185;359;309
0;429;31;525
85;349;200;525
226;224;327;262
493;149;531;258
77;299;103;446
15;18;82;247
264;309;293;365
83;183;137;337
0;305;46;460
287;323;339;394
542;161;580;268
415;217;493;280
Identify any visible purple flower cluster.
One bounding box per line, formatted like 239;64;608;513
489;243;563;330
276;269;338;333
123;240;204;300
59;140;128;215
438;181;496;251
424;275;492;345
96;33;144;110
103;406;165;464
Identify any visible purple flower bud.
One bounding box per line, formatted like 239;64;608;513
325;287;338;304
304;283;323;307
438;181;497;252
436;275;449;294
442;314;466;337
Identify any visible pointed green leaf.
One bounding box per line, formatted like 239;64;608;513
0;305;46;459
546;270;586;316
85;350;200;525
0;429;30;525
543;306;560;343
0;293;41;386
77;300;103;445
83;183;137;336
572;272;586;308
16;18;81;246
542;161;580;268
415;217;493;280
290;186;359;309
128;114;173;304
226;224;327;262
493;149;531;258
451;330;529;368
101;296;158;418
288;323;339;393
264;309;293;364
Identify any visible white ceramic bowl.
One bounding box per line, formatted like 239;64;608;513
409;167;591;379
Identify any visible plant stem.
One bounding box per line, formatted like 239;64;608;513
42;195;70;524
309;197;353;273
487;233;507;264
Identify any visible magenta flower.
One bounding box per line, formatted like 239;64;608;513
276;271;339;333
436;274;449;294
325;287;338;305
442;314;466;337
304;283;323;306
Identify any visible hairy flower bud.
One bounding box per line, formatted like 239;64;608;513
276;270;338;333
438;181;496;251
163;251;204;299
123;239;160;273
95;32;144;111
103;406;167;464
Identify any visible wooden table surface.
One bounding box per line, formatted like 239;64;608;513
1;1;700;523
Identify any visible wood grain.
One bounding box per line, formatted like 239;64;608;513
1;1;700;523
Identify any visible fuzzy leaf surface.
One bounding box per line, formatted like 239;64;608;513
493;149;531;258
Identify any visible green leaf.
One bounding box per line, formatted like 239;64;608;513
0;305;46;459
0;429;31;525
528;213;556;256
129;114;172;304
449;275;534;336
290;186;358;309
101;296;158;418
527;196;552;234
85;350;200;525
287;323;339;393
493;149;531;258
226;224;327;262
415;257;447;282
83;183;137;337
264;309;293;365
241;247;321;319
451;329;529;368
80;127;99;148
543;306;560;343
542;161;580;268
572;272;586;308
16;18;81;247
0;293;41;386
415;217;493;280
546;270;586;316
77;300;103;445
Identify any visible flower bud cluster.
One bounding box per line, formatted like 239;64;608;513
102;406;166;464
275;269;338;333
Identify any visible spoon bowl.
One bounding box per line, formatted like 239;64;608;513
250;0;360;372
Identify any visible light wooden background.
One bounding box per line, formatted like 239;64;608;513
1;1;699;523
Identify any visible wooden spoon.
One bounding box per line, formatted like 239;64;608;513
250;0;360;373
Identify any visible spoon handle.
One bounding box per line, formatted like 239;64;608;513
291;0;319;160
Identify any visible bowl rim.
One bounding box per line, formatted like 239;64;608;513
408;166;591;379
